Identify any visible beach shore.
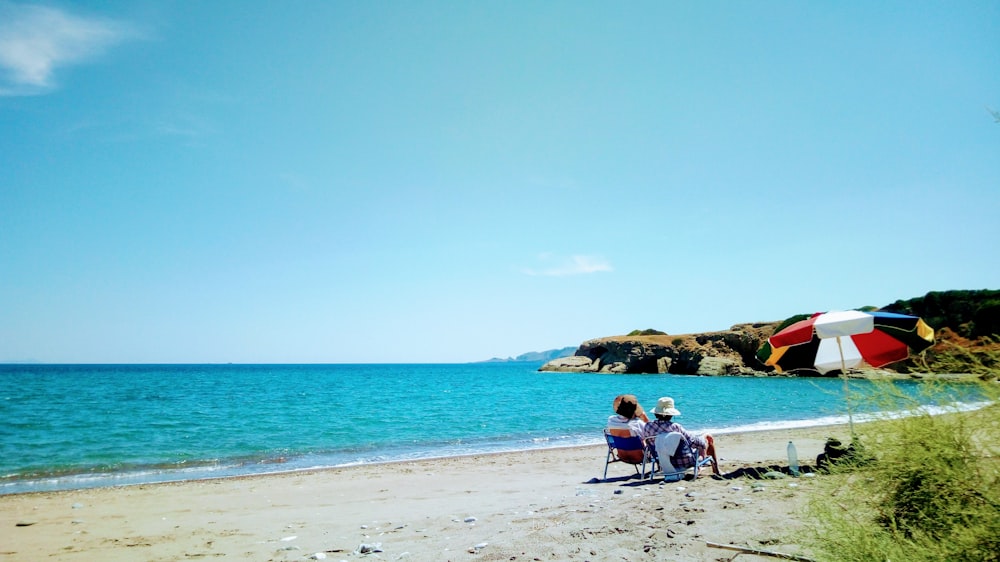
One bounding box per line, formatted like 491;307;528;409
1;424;852;562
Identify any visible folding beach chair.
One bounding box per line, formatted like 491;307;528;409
646;432;714;482
603;428;652;480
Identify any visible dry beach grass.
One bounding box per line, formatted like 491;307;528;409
0;424;852;562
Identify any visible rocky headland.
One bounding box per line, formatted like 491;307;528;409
540;289;1000;378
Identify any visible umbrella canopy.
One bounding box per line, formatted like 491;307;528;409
757;310;935;374
757;309;934;434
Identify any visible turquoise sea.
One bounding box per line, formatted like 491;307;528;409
0;363;985;495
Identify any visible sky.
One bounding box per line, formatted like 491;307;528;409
1;1;998;363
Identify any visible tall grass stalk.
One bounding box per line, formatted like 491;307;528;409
801;380;1000;562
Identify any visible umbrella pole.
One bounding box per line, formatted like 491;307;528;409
835;336;855;435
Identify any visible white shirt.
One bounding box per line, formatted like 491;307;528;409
607;414;645;437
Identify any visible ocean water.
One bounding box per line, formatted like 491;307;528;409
0;363;984;495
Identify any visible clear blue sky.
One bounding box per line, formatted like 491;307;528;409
1;1;998;363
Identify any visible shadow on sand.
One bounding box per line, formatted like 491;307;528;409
587;464;815;487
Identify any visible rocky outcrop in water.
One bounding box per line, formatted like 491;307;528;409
539;323;780;375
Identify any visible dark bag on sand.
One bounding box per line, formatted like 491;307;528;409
816;437;874;471
816;438;850;471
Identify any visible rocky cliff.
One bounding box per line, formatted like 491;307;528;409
539;289;1000;377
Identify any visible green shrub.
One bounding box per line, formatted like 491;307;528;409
772;313;811;335
626;328;667;336
972;299;1000;338
801;381;1000;562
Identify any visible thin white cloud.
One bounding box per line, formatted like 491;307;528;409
0;2;138;96
522;254;613;277
153;110;219;142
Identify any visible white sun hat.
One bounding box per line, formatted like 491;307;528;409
652;396;681;416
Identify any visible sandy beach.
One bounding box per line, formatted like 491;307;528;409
1;424;852;562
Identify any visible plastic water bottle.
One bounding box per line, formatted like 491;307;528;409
787;441;800;477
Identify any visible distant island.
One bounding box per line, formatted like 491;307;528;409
480;347;577;364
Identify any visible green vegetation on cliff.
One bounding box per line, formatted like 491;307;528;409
883;290;1000;378
626;328;667;336
882;289;1000;340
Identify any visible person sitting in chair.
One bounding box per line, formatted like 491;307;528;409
641;396;719;474
605;394;649;463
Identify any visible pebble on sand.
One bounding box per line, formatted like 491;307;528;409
355;543;383;554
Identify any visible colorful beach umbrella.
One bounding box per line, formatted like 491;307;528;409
757;310;935;374
757;309;935;432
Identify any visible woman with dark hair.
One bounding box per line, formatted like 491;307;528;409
605;394;649;463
